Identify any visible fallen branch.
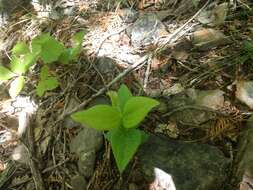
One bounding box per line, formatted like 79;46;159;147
22;112;45;190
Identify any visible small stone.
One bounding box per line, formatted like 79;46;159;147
71;175;87;190
96;57;117;75
70;127;103;155
127;13;169;48
162;83;184;97
192;28;230;51
194;89;225;110
78;151;96;178
155;122;179;139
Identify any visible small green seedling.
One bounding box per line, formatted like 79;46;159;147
71;84;159;173
0;31;85;98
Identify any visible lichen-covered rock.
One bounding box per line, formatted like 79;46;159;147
164;89;217;126
126;13;169;48
137;135;230;190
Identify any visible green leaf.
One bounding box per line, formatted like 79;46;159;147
123;97;159;128
72;31;85;46
107;128;144;173
32;33;65;64
36;76;59;97
31;43;42;56
40;65;50;80
71;105;121;131
9;76;25;98
107;91;118;107
10;53;37;74
118;84;132;111
12;42;30;56
69;46;81;61
0;66;15;81
58;48;72;64
58;31;85;64
69;31;85;61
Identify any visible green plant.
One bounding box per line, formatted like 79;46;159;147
0;31;85;98
71;84;159;173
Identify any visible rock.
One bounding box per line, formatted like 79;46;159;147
192;28;230;51
126;13;169;48
154;122;179;139
137;135;230;190
235;80;253;109
96;57;118;75
162;83;184;97
71;175;87;190
235;116;253;189
66;95;105;178
78;151;96;178
70;128;103;177
197;3;228;26
164;89;217;126
70;127;103;156
193;89;225;110
118;8;139;23
167;88;225;110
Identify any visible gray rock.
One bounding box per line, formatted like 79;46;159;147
137;135;230;190
192;89;225;110
118;8;139;23
70;127;103;178
66;95;108;179
71;175;87;190
96;57;117;75
78;151;96;178
164;89;217;127
70;127;103;155
126;13;169;48
235;116;253;188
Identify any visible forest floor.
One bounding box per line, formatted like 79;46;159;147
0;0;253;190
